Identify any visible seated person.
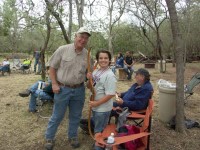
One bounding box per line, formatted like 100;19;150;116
113;68;153;114
20;58;31;71
19;65;53;113
123;51;134;80
0;57;10;72
111;52;124;74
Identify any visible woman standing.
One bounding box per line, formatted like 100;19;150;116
87;50;117;150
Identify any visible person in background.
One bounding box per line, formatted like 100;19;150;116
0;57;10;73
18;65;53;112
112;68;153;117
123;51;135;80
111;52;124;74
44;27;91;150
33;48;41;74
19;58;31;71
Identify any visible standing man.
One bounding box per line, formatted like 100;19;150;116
44;27;91;150
124;51;135;80
33;48;41;74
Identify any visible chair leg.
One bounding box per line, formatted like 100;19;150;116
37;99;53;120
147;116;152;150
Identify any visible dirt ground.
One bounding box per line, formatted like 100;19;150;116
0;63;200;150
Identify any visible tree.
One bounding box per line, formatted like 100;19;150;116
127;0;168;72
68;0;73;41
41;9;51;81
165;0;185;133
44;0;70;44
75;0;84;27
107;0;128;56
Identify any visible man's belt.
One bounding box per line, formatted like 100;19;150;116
58;82;84;88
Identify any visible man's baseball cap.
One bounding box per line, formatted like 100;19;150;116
76;27;91;36
135;68;150;78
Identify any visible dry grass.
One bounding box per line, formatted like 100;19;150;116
0;63;200;150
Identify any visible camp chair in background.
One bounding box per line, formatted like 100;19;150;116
0;64;11;76
95;99;154;150
11;58;21;72
36;91;54;121
184;72;200;104
21;60;32;74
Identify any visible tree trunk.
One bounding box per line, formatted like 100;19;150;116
75;0;84;27
68;0;73;42
45;0;70;44
165;0;185;133
41;10;51;81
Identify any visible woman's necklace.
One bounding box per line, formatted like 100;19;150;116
93;67;109;86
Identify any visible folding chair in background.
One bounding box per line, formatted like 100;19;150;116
21;60;32;74
11;58;21;72
0;64;11;76
184;72;200;104
95;99;154;150
36;91;54;121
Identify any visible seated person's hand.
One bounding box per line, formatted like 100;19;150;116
113;106;122;111
44;82;49;87
116;92;121;97
116;97;123;105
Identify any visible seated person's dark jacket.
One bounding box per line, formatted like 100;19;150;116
114;80;153;111
43;82;54;98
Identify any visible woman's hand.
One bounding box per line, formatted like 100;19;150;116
86;72;92;80
89;101;99;108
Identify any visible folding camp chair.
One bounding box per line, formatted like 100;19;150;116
21;60;32;74
36;91;54;120
0;64;11;76
95;99;154;150
11;58;22;73
184;72;200;104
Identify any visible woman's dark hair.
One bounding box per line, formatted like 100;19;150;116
118;52;123;58
96;49;112;65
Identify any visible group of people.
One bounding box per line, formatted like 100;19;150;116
1;48;41;75
20;49;42;74
18;27;153;150
112;51;135;80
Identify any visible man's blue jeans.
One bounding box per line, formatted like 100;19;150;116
45;85;85;140
34;59;41;73
29;82;53;111
124;65;134;80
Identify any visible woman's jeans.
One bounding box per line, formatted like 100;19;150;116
45;85;85;140
92;111;111;150
29;82;53;111
92;111;111;133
